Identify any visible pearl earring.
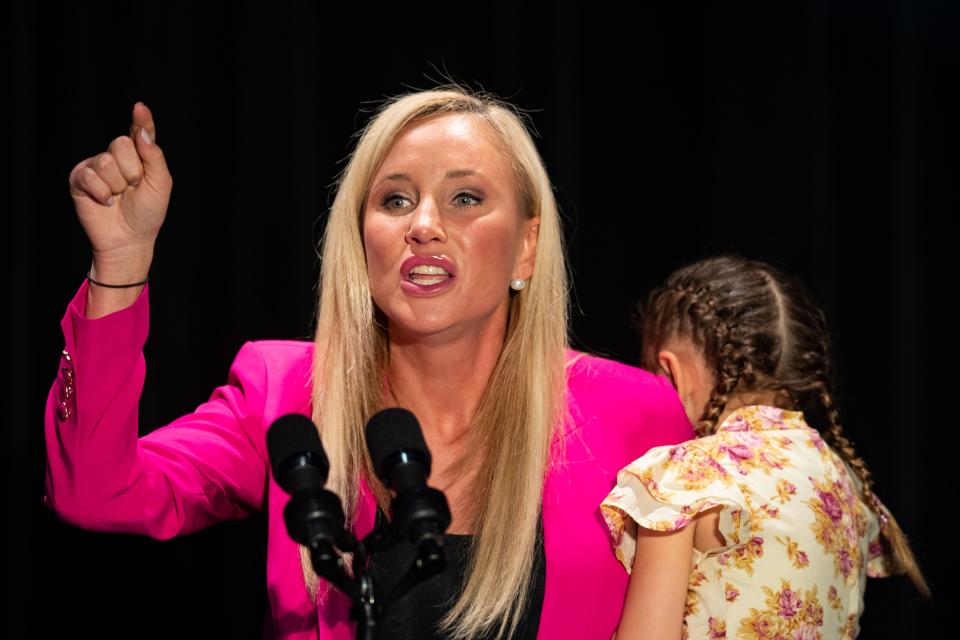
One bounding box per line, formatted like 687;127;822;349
510;278;526;291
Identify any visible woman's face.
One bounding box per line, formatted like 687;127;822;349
363;113;539;342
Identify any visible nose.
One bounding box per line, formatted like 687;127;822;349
405;197;447;246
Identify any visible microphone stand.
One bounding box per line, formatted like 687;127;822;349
303;493;450;639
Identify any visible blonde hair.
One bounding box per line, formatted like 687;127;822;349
303;85;570;638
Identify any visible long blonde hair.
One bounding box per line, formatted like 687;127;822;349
303;85;570;638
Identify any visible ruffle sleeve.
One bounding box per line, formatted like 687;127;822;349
600;441;752;573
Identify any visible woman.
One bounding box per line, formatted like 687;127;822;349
44;87;694;639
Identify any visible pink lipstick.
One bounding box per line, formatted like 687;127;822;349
399;255;457;296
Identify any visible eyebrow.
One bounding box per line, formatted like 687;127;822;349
382;169;479;183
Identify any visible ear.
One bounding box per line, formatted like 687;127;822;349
512;217;540;281
657;348;697;421
657;349;681;391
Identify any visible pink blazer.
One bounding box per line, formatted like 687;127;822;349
44;279;693;639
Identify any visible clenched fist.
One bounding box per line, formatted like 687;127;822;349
70;102;172;317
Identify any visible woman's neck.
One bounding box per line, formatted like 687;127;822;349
385;312;508;447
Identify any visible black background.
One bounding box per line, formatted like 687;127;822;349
10;0;954;637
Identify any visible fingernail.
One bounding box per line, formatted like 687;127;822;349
140;127;153;145
106;196;115;206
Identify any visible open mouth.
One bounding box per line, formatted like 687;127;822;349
407;264;452;286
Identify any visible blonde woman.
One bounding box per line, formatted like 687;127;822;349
44;87;693;639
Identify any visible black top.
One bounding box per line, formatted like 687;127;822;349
366;508;546;639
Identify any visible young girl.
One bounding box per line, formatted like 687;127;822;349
601;255;929;640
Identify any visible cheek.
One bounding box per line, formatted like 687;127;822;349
362;219;392;272
461;220;522;286
361;219;397;305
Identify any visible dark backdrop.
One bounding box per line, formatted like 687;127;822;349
10;1;954;637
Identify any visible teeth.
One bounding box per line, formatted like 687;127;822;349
409;265;449;276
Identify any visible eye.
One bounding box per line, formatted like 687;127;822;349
382;194;412;211
453;192;482;208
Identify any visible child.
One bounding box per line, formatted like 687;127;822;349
601;255;929;640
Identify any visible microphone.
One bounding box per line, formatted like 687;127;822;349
266;414;353;568
267;413;330;496
366;407;431;494
365;408;451;548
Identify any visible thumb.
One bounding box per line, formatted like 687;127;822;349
132;123;171;187
129;102;170;187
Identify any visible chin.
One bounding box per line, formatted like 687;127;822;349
377;292;507;342
376;302;452;337
389;317;459;341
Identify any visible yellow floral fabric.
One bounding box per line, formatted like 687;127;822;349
601;405;895;640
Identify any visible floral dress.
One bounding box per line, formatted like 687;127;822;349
601;405;895;640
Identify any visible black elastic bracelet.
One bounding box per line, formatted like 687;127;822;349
87;269;149;288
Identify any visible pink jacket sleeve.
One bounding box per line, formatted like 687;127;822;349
43;279;269;540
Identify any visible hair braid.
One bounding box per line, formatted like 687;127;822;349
814;372;931;597
672;284;750;437
815;381;876;508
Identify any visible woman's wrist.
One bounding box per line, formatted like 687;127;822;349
87;269;149;288
85;257;152;319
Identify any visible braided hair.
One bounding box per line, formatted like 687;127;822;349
638;254;929;597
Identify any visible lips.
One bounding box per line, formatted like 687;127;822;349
399;255;457;296
400;255;457;281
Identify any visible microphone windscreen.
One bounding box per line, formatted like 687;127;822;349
365;407;431;476
267;413;329;482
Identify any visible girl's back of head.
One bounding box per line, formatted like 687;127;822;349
639;254;834;439
638;253;930;598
